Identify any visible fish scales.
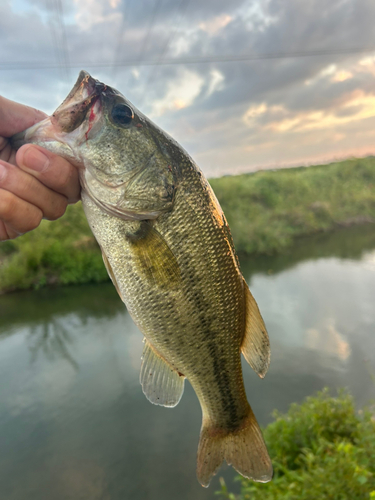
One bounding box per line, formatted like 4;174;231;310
10;70;273;487
83;160;247;426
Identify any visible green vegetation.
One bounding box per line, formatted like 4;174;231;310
210;157;375;255
0;203;108;293
218;389;375;500
1;157;375;293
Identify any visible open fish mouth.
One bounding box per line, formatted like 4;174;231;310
52;71;103;134
11;71;108;152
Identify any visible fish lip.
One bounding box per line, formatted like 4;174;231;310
53;70;122;134
63;70;103;103
71;70;118;103
78;71;105;100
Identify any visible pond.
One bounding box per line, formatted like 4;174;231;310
0;224;375;500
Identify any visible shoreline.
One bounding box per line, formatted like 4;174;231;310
1;156;375;295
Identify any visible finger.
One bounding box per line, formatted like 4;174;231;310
0;220;10;240
0;136;16;165
0;221;19;241
16;144;81;203
0;161;67;221
0;188;43;239
0;96;47;137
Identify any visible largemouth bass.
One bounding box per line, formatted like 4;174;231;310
11;71;272;486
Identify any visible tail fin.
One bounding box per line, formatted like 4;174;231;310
197;408;273;487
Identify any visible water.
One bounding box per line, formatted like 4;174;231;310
0;225;375;500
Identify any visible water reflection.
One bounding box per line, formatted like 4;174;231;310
0;282;123;333
306;318;351;361
241;223;375;279
28;319;80;371
0;224;375;500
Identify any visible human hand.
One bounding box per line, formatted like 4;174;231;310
0;96;81;241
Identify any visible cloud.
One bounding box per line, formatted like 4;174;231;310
264;91;375;133
149;68;204;117
206;69;225;97
73;0;121;30
1;0;375;176
199;14;233;35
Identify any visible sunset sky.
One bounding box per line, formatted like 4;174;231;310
2;0;375;177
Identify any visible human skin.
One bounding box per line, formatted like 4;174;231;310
0;96;80;241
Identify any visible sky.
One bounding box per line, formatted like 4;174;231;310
1;0;375;177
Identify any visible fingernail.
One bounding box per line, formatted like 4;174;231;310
0;163;7;182
23;146;50;173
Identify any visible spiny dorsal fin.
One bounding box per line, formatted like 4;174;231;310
140;339;185;407
127;222;181;288
241;278;270;378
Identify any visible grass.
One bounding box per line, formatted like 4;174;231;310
0;203;108;293
1;156;375;293
217;389;375;500
210;156;375;255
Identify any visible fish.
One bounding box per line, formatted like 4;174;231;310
11;71;273;487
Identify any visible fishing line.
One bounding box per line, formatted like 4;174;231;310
2;46;375;70
141;0;192;104
112;0;130;77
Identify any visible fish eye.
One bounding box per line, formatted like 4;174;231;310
111;103;134;126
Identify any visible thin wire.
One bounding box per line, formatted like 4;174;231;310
137;0;163;61
45;0;63;76
55;0;71;79
142;0;191;97
1;46;375;71
112;0;129;77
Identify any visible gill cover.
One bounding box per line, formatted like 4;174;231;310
81;150;176;221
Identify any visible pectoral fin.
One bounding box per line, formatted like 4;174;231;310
128;222;181;288
241;278;270;378
140;339;185;407
101;250;124;301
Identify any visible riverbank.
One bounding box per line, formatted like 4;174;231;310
210;156;375;255
0;156;374;294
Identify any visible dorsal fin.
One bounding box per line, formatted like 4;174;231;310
140;339;185;407
241;278;270;378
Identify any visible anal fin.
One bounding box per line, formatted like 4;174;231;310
140;339;185;407
241;277;270;378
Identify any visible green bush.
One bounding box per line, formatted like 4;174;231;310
0;203;108;293
218;389;375;500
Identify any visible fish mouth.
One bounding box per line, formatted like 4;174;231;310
52;70;105;134
11;71;107;154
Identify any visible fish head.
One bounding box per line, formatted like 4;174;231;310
12;70;177;220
